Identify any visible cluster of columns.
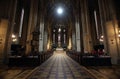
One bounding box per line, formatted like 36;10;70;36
72;0;92;53
51;27;67;48
0;0;18;64
25;0;46;53
71;0;120;64
98;0;120;64
0;0;47;64
0;0;120;65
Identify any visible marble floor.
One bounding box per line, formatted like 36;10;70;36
0;50;120;79
0;66;34;79
26;51;96;79
86;66;120;79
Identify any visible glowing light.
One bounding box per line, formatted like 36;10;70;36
99;35;104;42
58;28;61;32
68;38;72;49
99;38;104;42
101;35;104;38
119;30;120;33
57;7;63;15
118;34;120;37
118;29;120;37
47;41;51;50
12;38;17;42
12;34;16;38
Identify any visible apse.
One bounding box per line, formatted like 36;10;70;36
44;2;75;49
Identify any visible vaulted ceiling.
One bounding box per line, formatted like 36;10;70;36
42;0;79;29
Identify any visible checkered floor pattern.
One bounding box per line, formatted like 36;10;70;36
27;51;96;79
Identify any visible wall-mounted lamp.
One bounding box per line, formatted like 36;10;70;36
101;35;104;39
12;38;17;42
99;35;104;42
99;39;104;42
12;34;17;42
118;29;120;38
12;34;16;38
118;34;120;38
118;29;120;33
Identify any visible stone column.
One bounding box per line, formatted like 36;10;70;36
19;7;28;46
72;32;76;51
3;0;17;64
44;31;48;51
75;17;81;52
26;0;38;55
97;0;109;54
108;0;120;64
80;0;92;53
98;0;120;64
52;33;54;44
39;15;44;52
63;33;66;44
0;20;9;64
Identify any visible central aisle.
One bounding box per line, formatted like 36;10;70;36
27;50;96;79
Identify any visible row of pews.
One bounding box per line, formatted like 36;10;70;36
66;50;112;66
8;51;53;67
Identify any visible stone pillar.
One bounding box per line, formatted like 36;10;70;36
75;17;81;52
108;0;120;64
105;21;119;64
72;32;76;51
19;9;24;38
53;33;55;44
26;0;38;55
0;19;9;64
2;0;17;64
39;15;44;52
63;33;66;44
44;31;48;51
97;0;109;54
98;0;120;64
80;0;92;52
113;0;120;64
20;7;29;46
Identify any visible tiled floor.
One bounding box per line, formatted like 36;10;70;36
87;66;120;79
0;50;120;79
27;51;96;79
0;67;34;79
